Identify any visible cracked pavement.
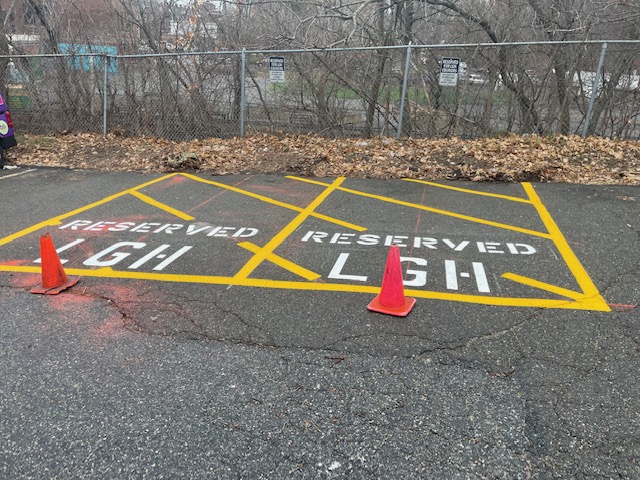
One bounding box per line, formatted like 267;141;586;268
0;168;638;478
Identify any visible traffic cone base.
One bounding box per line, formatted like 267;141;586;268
367;295;415;317
30;233;79;295
31;276;79;295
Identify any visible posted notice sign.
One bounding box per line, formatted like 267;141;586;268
269;56;285;83
439;57;460;87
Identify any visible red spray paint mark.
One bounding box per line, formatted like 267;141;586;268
31;289;128;340
95;316;128;339
40;293;98;326
251;184;318;204
187;176;253;214
148;175;188;191
609;303;638;312
1;259;31;266
11;273;41;289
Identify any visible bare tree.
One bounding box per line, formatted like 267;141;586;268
0;9;10;95
24;0;61;52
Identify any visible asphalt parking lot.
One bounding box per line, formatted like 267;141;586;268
1;166;638;478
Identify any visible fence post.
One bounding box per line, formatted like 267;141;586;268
397;42;412;139
103;55;109;137
240;48;246;137
582;42;607;137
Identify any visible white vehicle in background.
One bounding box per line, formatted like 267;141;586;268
466;73;487;85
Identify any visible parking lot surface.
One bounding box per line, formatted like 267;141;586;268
1;167;638;478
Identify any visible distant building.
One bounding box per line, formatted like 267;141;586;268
0;0;123;53
0;0;221;55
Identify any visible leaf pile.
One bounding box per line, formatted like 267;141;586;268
7;132;640;184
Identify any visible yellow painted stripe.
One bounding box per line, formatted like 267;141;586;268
238;241;321;281
129;173;183;191
310;212;366;231
403;178;532;203
234;177;346;280
0;218;69;247
0;173;181;248
522;183;610;311
0;264;609;311
288;176;552;239
502;272;585;301
180;173;366;231
129;190;195;221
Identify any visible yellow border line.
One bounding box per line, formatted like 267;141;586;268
403;178;532;203
287;176;552;239
234;177;346;280
0;173;181;248
129;190;195;221
521;183;609;311
180;172;366;232
502;272;586;301
0;264;600;311
238;241;320;281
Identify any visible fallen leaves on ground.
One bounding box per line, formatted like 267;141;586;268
6;132;640;184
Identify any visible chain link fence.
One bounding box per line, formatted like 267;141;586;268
4;40;640;140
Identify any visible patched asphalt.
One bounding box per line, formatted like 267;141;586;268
1;166;638;478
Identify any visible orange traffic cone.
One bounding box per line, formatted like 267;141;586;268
367;245;416;317
30;233;79;295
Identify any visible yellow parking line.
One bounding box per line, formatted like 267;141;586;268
234;177;346;280
238;241;320;281
129;190;195;221
522;183;610;311
403;178;532;203
181;173;366;231
288;176;551;239
0;173;182;248
0;263;608;311
129;173;183;191
311;212;365;231
502;272;585;301
0;218;67;248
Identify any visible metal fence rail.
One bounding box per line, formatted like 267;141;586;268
4;40;640;140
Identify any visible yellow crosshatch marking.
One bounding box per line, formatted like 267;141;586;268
403;178;533;204
289;176;553;239
0;173;181;248
128;190;195;221
238;242;321;281
180;173;366;232
0;173;610;312
233;177;345;281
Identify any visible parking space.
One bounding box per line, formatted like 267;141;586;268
0;171;609;311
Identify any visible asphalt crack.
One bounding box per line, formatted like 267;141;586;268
418;309;544;359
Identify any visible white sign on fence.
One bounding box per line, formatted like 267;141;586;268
439;57;460;87
269;56;285;83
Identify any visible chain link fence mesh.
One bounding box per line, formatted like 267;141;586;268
6;55;105;134
3;41;640;140
107;54;240;139
244;48;407;137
